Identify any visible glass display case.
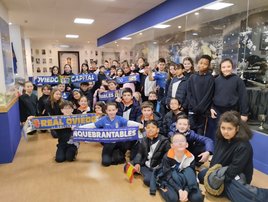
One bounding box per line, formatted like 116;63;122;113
105;0;268;122
0;16;17;111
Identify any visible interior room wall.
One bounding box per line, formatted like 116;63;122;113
30;41;131;76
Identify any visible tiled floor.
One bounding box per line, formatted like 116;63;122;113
0;132;267;202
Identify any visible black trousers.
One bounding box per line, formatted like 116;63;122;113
55;144;77;163
101;142;125;166
188;113;207;135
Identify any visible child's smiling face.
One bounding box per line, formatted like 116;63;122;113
61;105;73;116
172;134;188;152
198;58;210;73
176;118;190;133
145;123;159;139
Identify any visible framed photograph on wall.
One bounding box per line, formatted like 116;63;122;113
260;32;268;51
58;51;80;74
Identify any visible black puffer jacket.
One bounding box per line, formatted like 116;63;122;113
132;135;170;168
117;99;141;121
162;111;185;136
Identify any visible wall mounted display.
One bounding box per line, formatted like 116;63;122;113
36;67;41;73
49;58;52;64
42;58;46;64
58;51;80;74
260;32;268;51
42;49;46;55
35;49;39;55
36;58;40;64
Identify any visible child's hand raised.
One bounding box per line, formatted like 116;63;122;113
210;108;217;119
115;97;122;102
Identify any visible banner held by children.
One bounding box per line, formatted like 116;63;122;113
22;113;97;135
98;90;119;101
116;74;140;84
73;127;139;143
34;73;98;85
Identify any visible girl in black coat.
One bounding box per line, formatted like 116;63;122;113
199;111;268;202
38;84;52;116
162;98;185;136
19;81;38;123
45;88;63;138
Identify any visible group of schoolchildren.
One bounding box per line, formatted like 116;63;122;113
19;56;268;202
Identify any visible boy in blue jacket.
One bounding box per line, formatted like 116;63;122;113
169;114;213;166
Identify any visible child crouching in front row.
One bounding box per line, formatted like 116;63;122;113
55;101;79;163
132;120;170;187
81;102;143;167
150;134;203;202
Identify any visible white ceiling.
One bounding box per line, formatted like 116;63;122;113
1;0;165;45
107;0;268;48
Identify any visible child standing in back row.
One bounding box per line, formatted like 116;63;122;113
19;81;38;125
38;84;52;116
187;55;214;135
208;58;249;141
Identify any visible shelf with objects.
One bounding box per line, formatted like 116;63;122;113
0;14;21;163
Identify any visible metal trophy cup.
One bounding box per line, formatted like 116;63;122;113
258;114;267;130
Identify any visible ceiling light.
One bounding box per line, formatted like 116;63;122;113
114;41;117;44
139;33;143;35
153;41;157;44
121;37;132;40
74;18;94;24
8;22;12;25
194;12;199;15
192;32;198;36
204;2;234;10
153;24;170;29
59;45;70;48
178;26;182;29
65;34;79;38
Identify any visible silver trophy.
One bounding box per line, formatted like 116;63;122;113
258;114;267;130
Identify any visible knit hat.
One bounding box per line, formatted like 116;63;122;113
204;164;228;196
72;88;80;93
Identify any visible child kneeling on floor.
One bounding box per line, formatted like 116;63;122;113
132;120;170;186
150;133;203;202
81;102;143;167
55;101;79;163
